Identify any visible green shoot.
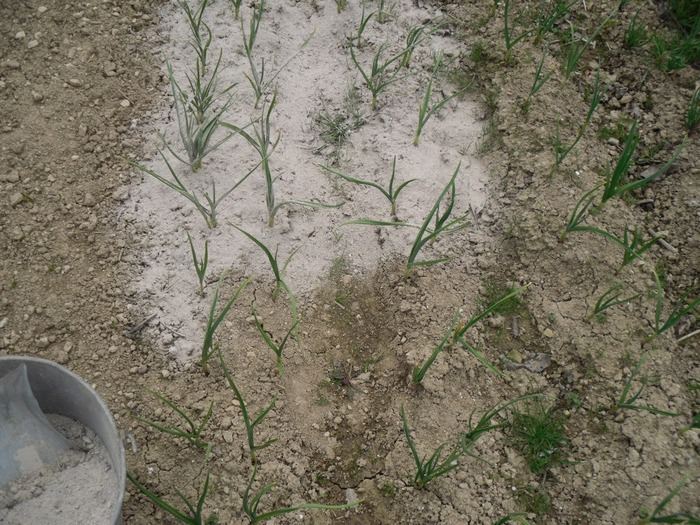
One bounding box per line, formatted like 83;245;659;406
350;42;408;110
400;405;461;489
127;471;217;525
131;150;256;229
376;0;394;24
560;185;601;241
567;224;663;267
201;279;250;374
591;284;639;320
615;355;679;417
453;287;525;341
219;351;277;465
177;0;212;73
533;0;577;44
240;0;312;107
624;11;649;49
687;87;700;132
503;0;534;62
229;0;242;20
414;52;468;146
320;156;416;217
521;50;551;113
252;311;299;376
401;24;427;68
222;96;340;226
345;164;468;271
166;62;233;172
561;9;615;78
135;389;213;453
242;465;359;523
601;122;682;204
411;318;456;384
335;0;347;13
638;477;699;524
351;5;375;49
652;271;700;339
494;513;532;525
551;73;602;169
186;232;209;296
462;394;541;453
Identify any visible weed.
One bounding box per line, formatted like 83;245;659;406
638;476;699;524
242;465;359;523
625;11;649;49
127;471;217;525
469;40;488;65
414;52;469;146
652;271;700;339
591;283;639;320
335;0;347;13
494;513;532;525
480;280;523;316
687;87;700;132
400;405;461;489
321;156;415;217
314;91;364;163
136;389;213;453
517;487;551;515
561;9;615;78
509;402;567;474
615;355;679;417
252;311;298;375
201;279;250;374
131;150;256;229
186;232;209;296
521;50;551;113
219;351;276;465
376;0;395;24
350;42;408;110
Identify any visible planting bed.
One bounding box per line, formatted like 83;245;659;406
1;0;698;524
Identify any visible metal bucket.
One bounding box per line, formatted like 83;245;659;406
0;355;124;524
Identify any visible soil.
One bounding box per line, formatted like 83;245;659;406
1;0;698;524
0;414;118;525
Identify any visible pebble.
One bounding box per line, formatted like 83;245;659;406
1;172;20;182
120;99;131;108
31;91;43;102
83;192;97;207
38;6;47;13
345;488;359;504
67;78;82;88
542;328;555;338
15;31;26;39
111;188;129;202
161;369;170;379
5;60;20;69
103;62;117;76
399;300;411;313
27;40;39;49
10;192;23;207
222;431;234;443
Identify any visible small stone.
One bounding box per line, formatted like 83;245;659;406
345;488;359;504
55;351;69;364
15;31;26;39
1;172;20;182
36;336;50;348
245;315;256;325
5;60;20;69
10;192;23;207
111;188;129;202
119;99;130;108
103;62;117;76
83;192;97;207
507;349;523;363
27;40;39;49
38;6;47;13
31;91;43;102
161;369;170;379
222;431;234;443
220;416;232;430
11;228;24;241
399;300;411;313
542;328;555;338
67;78;82;88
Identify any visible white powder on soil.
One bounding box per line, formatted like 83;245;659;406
0;414;118;525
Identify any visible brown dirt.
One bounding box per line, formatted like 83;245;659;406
1;0;698;524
